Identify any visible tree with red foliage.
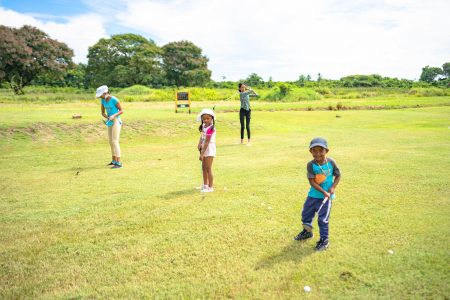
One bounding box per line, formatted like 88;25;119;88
0;25;73;94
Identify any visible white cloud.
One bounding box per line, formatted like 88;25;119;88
104;0;450;81
0;7;107;63
2;1;450;81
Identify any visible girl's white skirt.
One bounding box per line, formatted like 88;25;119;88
203;143;216;157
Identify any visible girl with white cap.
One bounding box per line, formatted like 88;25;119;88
96;85;124;169
197;108;216;192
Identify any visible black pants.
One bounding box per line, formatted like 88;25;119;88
239;108;251;139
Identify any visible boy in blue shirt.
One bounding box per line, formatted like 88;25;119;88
294;137;341;251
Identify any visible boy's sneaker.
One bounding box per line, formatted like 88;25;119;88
294;229;313;241
315;238;329;251
111;162;123;169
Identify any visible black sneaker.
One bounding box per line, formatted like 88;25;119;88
315;238;329;251
107;161;115;166
294;229;314;241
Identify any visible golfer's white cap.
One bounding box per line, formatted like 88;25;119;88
196;108;216;121
95;85;108;98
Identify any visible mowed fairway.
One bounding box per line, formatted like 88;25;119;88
1;102;449;299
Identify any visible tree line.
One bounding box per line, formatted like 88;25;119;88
0;25;211;93
0;25;448;94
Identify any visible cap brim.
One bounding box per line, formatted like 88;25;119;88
309;143;328;149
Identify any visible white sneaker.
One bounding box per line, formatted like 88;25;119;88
196;184;207;190
201;186;214;193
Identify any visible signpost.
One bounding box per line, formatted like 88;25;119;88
175;91;191;113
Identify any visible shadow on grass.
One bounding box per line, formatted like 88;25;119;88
53;165;102;174
255;241;314;270
220;143;244;148
158;188;198;200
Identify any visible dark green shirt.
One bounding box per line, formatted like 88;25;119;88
239;90;257;111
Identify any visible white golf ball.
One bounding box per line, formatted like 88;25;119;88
304;286;311;292
268;206;272;210
388;250;394;254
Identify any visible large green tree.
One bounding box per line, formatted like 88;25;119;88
442;62;450;78
0;25;73;94
162;41;211;87
86;34;164;88
244;73;264;87
419;65;442;83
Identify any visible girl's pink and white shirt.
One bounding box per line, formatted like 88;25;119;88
201;124;216;144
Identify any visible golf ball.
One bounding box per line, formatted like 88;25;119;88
304;286;311;292
388;250;394;254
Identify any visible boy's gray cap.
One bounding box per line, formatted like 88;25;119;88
309;137;328;149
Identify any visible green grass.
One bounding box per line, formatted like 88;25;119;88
1;100;449;299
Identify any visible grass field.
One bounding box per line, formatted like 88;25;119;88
1;100;449;299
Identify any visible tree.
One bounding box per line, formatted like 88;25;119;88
86;34;163;88
64;63;87;88
419;65;442;83
244;73;264;87
297;75;306;87
0;25;73;94
162;41;211;87
267;76;274;88
442;62;450;78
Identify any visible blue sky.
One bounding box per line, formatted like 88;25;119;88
1;0;88;17
1;0;449;81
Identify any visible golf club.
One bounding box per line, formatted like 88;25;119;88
302;194;334;232
102;118;114;127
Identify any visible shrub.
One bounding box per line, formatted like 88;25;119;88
118;85;152;95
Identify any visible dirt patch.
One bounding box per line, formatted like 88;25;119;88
0;119;199;143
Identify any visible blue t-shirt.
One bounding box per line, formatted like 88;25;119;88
101;96;121;122
307;158;340;199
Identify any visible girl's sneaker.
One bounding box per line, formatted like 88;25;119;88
201;186;214;193
111;162;123;169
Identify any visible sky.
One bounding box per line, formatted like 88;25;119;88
0;0;449;81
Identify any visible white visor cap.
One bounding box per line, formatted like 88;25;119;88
95;85;109;98
196;108;216;122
